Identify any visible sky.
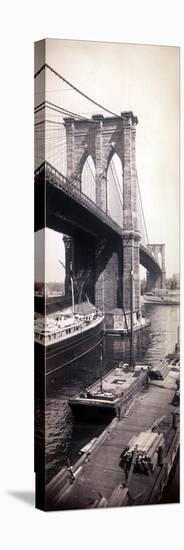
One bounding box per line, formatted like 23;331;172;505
35;39;180;282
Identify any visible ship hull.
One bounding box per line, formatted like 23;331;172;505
35;318;104;376
143;291;179;305
144;298;179;305
104;318;151;335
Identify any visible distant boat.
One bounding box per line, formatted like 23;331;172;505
143;289;179;305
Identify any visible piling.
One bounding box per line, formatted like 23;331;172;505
172;412;177;429
158;445;164;467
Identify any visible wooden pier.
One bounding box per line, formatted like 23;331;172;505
46;362;179;511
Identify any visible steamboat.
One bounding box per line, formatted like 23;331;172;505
34;304;104;376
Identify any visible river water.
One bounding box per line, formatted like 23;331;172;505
45;303;180;497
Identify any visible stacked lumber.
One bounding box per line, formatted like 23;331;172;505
121;431;165;476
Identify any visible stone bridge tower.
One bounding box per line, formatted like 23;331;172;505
64;112;141;316
147;244;166;290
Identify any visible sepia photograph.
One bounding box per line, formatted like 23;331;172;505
34;38;180;511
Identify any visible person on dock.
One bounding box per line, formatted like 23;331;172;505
116;406;121;420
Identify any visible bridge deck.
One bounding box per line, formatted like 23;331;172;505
35;161;122;236
35;162;162;276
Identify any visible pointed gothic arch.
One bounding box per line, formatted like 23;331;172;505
106;152;123;226
81;154;96;202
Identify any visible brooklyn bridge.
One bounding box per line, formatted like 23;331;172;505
34;63;166;321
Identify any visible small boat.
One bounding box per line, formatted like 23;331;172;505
143;289;179;305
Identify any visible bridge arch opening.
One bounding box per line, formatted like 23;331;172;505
81;155;96;203
140;265;147;294
158;250;162;269
107;153;123;226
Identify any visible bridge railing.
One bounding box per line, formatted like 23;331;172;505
35;161;123;236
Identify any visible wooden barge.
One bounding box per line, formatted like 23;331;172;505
68;364;148;418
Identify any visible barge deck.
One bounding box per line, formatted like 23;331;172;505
68;365;148;418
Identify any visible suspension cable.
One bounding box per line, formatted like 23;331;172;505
34;100;94;122
136;171;149;244
111;158;123;201
34;63;126;121
109;163;123;207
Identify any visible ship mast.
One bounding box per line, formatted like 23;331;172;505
117;243;134;368
58;258;75;314
70;271;75;315
99;342;103;393
129;243;134;369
